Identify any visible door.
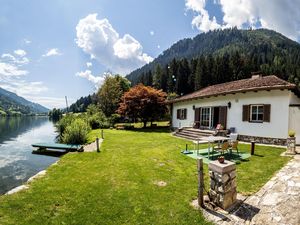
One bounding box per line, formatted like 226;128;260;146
219;106;228;129
200;107;212;129
289;106;300;145
194;108;201;128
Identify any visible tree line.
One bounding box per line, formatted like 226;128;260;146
133;51;300;97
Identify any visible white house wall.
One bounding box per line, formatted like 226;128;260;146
172;90;291;139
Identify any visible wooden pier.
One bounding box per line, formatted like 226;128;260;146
32;143;83;156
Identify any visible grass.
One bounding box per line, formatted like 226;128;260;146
0;127;290;224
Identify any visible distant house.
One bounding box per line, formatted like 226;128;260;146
169;75;300;145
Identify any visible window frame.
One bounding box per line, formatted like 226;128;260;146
249;104;264;123
177;108;187;120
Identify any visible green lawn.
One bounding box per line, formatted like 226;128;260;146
0;128;290;224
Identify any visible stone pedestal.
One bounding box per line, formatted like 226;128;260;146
286;137;296;155
208;160;237;210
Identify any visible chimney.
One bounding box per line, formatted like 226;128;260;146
251;71;262;79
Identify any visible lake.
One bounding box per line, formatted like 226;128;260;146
0;117;58;194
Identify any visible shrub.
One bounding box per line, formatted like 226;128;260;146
288;130;296;137
56;114;76;141
62;118;91;144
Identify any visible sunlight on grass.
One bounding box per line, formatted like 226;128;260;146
0;127;290;224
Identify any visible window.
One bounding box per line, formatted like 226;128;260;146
243;104;271;123
250;105;264;122
200;107;211;127
177;108;187;120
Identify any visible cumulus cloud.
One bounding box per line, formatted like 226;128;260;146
150;30;155;36
14;49;27;57
86;62;92;67
76;70;105;88
185;0;300;40
42;48;62;57
75;14;153;74
185;0;221;32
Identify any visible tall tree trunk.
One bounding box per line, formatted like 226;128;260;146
143;121;147;128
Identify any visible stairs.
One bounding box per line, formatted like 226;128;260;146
173;127;215;140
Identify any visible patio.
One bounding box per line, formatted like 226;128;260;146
182;148;251;164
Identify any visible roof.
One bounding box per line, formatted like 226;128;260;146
169;75;297;103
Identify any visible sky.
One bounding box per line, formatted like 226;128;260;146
0;0;300;109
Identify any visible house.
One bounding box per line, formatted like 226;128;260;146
169;75;300;145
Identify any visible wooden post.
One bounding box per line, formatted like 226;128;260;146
197;158;204;208
251;141;255;155
96;138;100;152
101;130;104;139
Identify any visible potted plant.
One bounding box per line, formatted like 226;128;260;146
217;156;225;163
287;130;296;155
288;130;296;137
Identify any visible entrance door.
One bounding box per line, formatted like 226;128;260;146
200;107;211;129
289;106;300;145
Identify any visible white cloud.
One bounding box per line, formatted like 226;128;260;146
86;62;92;67
75;14;153;74
76;70;105;88
23;39;31;45
14;49;27;57
0;50;48;108
157;45;161;49
23;96;68;109
0;62;28;76
150;30;155;36
185;0;221;32
42;48;62;57
185;0;300;40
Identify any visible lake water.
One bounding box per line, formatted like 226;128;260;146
0;117;58;194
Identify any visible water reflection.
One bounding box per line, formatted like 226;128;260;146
0;117;58;194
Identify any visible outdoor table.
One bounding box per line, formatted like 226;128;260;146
199;136;231;159
193;139;209;155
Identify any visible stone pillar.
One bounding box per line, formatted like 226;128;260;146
286;137;296;155
208;160;237;210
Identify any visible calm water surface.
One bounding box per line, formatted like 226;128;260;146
0;117;58;194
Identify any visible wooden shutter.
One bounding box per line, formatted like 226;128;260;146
194;108;200;128
242;105;249;121
183;109;187;120
219;106;228;129
177;109;180;119
263;104;271;122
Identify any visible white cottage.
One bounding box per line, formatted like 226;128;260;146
169;75;300;145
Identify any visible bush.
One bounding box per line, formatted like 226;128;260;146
62;118;91;144
56;114;76;141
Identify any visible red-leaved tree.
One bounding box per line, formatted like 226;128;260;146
117;84;167;128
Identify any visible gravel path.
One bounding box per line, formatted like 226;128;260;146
83;139;103;152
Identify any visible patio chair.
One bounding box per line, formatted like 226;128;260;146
213;141;229;155
229;140;239;155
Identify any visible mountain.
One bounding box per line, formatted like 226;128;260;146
0;87;49;116
126;28;300;94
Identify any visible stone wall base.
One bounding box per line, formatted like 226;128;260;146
238;135;286;146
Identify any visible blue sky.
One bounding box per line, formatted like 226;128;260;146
0;0;299;108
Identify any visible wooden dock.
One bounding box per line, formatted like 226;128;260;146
32;143;83;154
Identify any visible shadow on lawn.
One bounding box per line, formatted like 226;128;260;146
129;126;171;133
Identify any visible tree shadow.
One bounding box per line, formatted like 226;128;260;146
128;126;171;133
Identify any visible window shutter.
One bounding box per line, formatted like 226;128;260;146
184;109;187;119
219;106;227;129
177;109;180;119
242;105;249;121
263;104;271;122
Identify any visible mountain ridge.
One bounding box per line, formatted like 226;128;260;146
0;87;49;115
126;28;300;88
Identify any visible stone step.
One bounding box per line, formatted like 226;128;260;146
174;133;200;140
180;130;212;137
